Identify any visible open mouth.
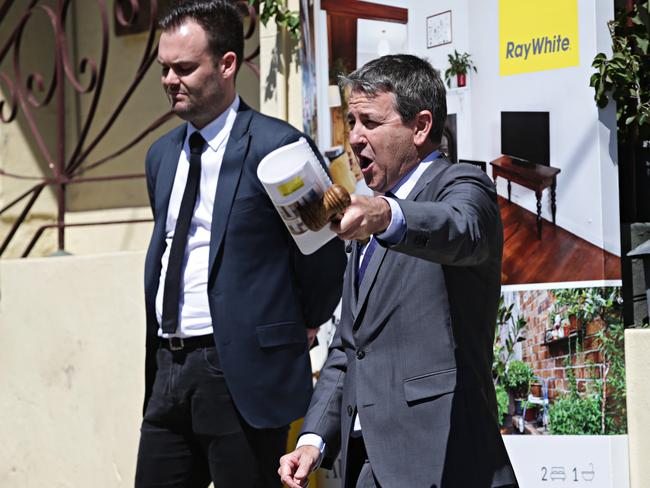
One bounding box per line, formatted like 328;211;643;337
358;155;373;170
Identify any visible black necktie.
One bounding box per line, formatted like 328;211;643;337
161;131;206;334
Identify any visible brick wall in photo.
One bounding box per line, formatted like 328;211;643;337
516;289;605;401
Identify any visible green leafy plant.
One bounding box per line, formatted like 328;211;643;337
549;287;621;340
444;50;477;86
495;383;509;426
590;2;650;142
250;0;301;40
548;394;602;435
598;320;626;433
547;287;645;434
504;360;534;399
493;297;527;385
551;288;604;324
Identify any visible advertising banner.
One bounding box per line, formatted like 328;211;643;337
311;0;637;486
499;0;579;76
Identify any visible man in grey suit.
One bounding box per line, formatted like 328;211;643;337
279;55;518;488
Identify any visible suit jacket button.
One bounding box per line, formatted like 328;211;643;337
356;349;365;359
347;405;353;416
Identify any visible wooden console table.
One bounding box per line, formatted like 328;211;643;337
489;156;561;239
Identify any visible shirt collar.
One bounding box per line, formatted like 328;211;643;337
186;95;240;152
389;150;440;199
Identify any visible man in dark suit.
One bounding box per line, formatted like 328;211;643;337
279;55;518;487
135;2;346;487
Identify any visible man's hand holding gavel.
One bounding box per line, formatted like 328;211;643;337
298;184;392;242
329;194;392;241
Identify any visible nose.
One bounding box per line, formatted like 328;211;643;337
348;121;366;151
162;68;179;90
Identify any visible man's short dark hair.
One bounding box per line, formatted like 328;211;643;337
340;54;447;145
159;0;244;72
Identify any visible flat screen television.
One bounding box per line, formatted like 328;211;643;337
501;111;550;166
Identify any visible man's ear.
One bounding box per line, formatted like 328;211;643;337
220;51;238;80
413;110;433;147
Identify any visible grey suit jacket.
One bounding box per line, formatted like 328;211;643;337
301;158;517;487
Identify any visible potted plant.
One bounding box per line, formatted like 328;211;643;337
522;400;540;423
504;360;534;415
444;50;477;88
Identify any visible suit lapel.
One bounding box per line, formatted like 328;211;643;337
351;157;451;324
155;127;186;232
353;239;388;321
208;102;253;278
406;156;451;201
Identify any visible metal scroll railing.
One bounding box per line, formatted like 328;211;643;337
0;0;260;257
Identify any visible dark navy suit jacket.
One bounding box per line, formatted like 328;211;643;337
143;101;346;428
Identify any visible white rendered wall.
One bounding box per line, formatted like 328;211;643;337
625;329;650;488
0;252;146;487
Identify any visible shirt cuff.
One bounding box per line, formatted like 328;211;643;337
296;433;326;469
376;196;406;245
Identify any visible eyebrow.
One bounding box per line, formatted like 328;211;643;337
157;58;195;65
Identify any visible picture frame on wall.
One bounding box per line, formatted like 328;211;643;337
426;10;452;48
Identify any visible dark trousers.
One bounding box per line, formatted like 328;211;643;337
346;435;379;488
135;344;288;487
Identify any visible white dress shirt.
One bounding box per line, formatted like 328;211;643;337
155;96;240;338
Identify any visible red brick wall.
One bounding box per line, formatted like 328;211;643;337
514;289;605;401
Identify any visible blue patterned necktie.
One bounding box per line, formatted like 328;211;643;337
355;191;395;290
356;237;378;290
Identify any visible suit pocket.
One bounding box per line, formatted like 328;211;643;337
202;347;223;374
403;368;457;403
231;193;269;214
256;322;306;348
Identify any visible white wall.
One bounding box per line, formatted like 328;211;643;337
407;0;473;165
357;19;408;68
0;252;335;486
0;253;146;487
625;329;650;488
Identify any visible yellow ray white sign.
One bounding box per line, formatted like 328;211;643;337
499;0;579;76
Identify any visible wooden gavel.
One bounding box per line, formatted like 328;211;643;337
298;184;351;232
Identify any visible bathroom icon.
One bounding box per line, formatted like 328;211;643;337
581;463;595;482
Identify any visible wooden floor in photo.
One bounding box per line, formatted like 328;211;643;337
499;197;621;285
